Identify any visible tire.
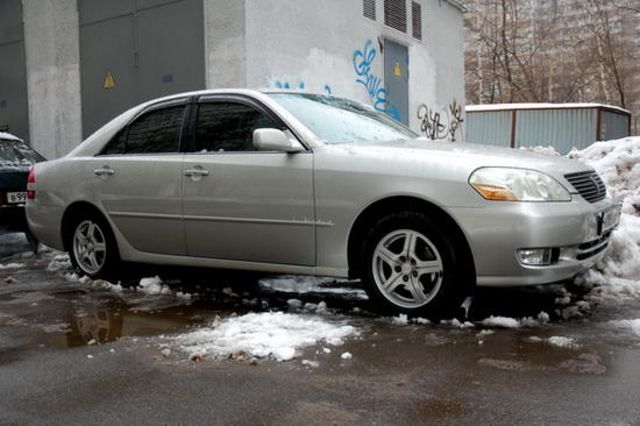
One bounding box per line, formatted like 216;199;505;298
24;229;39;254
68;212;120;279
360;211;472;318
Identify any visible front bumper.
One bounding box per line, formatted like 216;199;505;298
449;197;618;287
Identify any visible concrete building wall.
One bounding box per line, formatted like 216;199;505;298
22;0;82;159
243;0;465;133
16;0;465;157
203;0;246;88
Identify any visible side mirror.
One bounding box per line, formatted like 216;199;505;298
253;128;304;153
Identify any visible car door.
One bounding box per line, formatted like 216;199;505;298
182;96;315;265
87;99;187;255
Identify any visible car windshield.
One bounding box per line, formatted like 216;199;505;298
0;139;46;170
268;93;417;144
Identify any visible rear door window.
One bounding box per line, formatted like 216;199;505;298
124;106;185;154
194;102;284;153
101;105;186;155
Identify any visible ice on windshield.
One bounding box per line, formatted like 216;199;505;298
268;93;417;144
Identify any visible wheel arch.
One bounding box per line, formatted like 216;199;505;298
347;196;476;283
60;201;112;252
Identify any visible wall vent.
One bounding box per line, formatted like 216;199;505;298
363;0;376;20
412;1;422;40
384;0;407;33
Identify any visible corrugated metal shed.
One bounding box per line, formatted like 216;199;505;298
465;103;631;154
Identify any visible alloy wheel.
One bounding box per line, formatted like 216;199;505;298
72;220;107;275
372;229;444;309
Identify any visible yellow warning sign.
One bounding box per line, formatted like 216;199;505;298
103;71;116;89
393;62;402;78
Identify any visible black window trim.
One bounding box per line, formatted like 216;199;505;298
186;94;311;154
96;97;190;157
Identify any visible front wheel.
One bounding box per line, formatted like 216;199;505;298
69;214;119;279
361;211;471;318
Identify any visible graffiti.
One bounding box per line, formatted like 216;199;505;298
352;40;400;121
266;78;332;95
417;100;464;142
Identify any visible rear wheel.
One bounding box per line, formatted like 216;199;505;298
361;211;471;318
69;214;119;279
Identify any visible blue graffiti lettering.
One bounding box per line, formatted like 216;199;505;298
353;40;400;121
266;78;332;96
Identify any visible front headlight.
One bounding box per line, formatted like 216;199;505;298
469;167;571;202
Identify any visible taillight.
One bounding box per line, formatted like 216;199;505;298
27;166;36;200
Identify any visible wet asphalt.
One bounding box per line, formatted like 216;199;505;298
1;233;640;425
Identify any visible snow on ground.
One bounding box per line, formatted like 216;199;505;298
481;316;522;329
0;262;26;270
527;335;581;348
612;319;640;337
479;312;551;329
173;311;358;362
259;275;368;299
547;336;580;349
137;276;172;295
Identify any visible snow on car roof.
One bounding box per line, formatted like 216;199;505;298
466;103;630;115
0;132;23;142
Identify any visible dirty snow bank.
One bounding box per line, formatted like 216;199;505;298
173;312;358;362
567;137;640;301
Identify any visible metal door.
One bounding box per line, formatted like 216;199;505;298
79;0;205;137
135;0;205;103
0;0;29;141
79;14;136;137
383;39;409;125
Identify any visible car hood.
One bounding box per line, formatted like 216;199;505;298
323;139;592;178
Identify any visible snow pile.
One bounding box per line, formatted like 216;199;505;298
137;276;172;295
173;312;358;362
567;137;640;300
259;275;368;299
480;316;521;329
480;312;550;329
547;336;580;349
0;262;26;270
47;254;72;271
612;319;640;337
286;298;329;314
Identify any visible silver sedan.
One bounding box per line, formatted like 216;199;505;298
26;90;620;316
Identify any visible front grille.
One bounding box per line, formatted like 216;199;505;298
564;170;607;203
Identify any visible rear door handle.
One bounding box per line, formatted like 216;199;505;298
94;167;115;176
184;169;209;177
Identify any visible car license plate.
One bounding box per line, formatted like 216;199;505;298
598;204;621;235
6;191;27;204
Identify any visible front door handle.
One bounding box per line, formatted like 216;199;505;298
94;166;115;176
183;169;209;177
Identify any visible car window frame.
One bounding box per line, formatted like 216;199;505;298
183;95;309;155
97;98;190;157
